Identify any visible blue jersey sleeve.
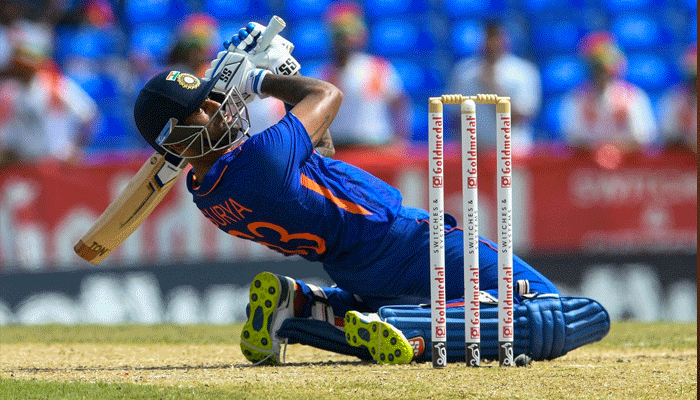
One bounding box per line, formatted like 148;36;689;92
239;112;314;196
247;112;313;166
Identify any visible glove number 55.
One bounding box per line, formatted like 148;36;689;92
278;58;300;75
219;67;233;84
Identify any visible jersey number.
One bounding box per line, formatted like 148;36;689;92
228;221;326;256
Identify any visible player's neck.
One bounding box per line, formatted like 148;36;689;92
188;147;233;186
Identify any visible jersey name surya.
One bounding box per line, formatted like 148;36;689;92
199;197;326;256
200;197;251;225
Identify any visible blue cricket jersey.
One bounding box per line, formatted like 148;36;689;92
186;112;403;265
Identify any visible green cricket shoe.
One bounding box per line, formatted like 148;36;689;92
344;310;413;365
240;272;296;365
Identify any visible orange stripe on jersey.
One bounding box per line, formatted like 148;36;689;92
195;165;228;196
300;174;372;215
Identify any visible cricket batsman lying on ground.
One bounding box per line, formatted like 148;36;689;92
131;21;609;365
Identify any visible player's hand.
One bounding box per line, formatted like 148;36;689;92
204;51;269;104
225;22;301;76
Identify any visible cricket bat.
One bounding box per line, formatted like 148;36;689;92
74;152;186;264
74;16;288;265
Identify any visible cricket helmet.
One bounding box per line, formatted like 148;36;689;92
133;70;250;158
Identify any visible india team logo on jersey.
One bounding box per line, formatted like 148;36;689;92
166;71;200;90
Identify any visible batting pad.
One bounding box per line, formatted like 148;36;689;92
379;295;610;362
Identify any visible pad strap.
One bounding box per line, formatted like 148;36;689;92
307;284;336;325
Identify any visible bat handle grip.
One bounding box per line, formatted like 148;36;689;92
257;15;286;52
225;16;285;52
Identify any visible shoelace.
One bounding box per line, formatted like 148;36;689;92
282;338;288;363
251;353;272;366
250;338;289;366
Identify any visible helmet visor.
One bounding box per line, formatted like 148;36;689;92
155;87;250;158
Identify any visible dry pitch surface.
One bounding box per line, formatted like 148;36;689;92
0;322;696;399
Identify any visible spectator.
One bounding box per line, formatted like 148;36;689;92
0;20;98;167
312;1;410;150
657;43;696;153
559;32;657;153
168;40;209;77
168;14;219;78
447;21;541;155
53;0;142;153
0;2;20;67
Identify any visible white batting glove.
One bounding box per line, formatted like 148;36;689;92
225;22;301;76
203;51;269;104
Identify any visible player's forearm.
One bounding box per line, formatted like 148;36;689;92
260;74;341;107
260;74;342;150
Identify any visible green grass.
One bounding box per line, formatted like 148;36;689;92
2;322;693;348
591;321;697;349
0;322;696;400
0;324;242;345
0;379;233;400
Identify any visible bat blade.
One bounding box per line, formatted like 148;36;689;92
74;152;186;264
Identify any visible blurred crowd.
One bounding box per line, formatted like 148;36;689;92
0;0;695;168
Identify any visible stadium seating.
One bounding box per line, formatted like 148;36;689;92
362;0;430;20
689;17;696;42
284;0;331;20
537;95;566;141
59;0;695;151
624;52;673;91
540;56;587;95
55;28;108;62
64;64;105;102
531;20;584;56
368;18;434;57
124;0;172;25
519;0;587;17
389;58;444;98
129;24;174;62
409;101;428;142
390;59;425;96
89;109;148;151
287;19;331;59
124;0;195;26
602;0;658;13
611;13;666;50
449;20;485;58
202;0;271;20
298;59;327;80
437;0;508;19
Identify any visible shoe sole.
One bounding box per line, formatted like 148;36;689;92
240;272;289;364
344;310;413;365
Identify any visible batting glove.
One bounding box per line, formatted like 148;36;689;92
204;51;269;104
225;22;301;76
